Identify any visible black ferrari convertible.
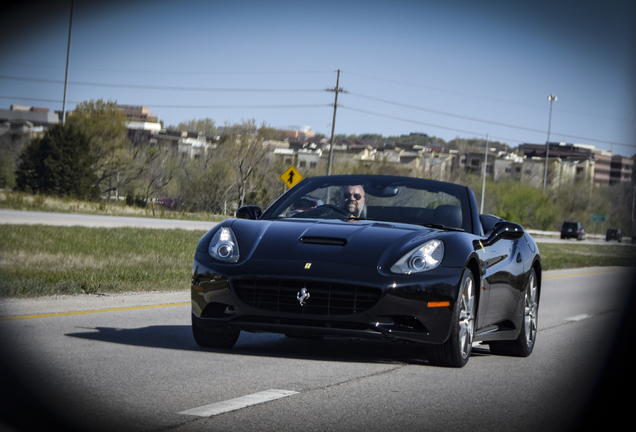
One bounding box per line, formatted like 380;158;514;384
191;175;541;367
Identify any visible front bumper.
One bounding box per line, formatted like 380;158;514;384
191;252;464;346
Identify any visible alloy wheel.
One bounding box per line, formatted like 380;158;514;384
458;274;475;360
524;271;538;349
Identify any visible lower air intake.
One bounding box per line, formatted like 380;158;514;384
233;279;382;315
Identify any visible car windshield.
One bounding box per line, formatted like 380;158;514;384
262;175;471;231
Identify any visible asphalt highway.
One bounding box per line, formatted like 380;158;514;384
0;209;217;231
1;209;634;431
1;267;635;432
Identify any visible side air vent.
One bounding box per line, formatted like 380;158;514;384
299;236;347;246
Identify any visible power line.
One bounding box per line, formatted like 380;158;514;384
1;74;633;149
0;96;329;110
148;104;331;109
344;93;636;149
340;105;520;143
348;92;548;134
341;70;635;124
0;75;324;92
0;61;334;76
0;96;68;104
6;64;630;123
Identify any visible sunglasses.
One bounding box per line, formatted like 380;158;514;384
343;193;362;200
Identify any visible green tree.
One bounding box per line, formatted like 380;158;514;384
171;118;218;137
66;99;131;196
67;99;162;199
486;180;558;229
15;124;99;200
0;129;30;190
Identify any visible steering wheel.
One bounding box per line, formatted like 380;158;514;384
303;204;349;218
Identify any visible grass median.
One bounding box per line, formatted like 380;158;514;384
1;225;634;298
0;225;205;297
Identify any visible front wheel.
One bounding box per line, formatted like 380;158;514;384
490;268;539;357
426;268;476;368
192;315;240;349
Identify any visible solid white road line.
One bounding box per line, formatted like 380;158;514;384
178;389;299;417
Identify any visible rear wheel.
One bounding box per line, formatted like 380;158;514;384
426;268;475;368
192;315;240;349
490;268;539;357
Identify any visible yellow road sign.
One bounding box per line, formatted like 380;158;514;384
280;166;303;188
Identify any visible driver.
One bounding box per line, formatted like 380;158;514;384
339;185;366;218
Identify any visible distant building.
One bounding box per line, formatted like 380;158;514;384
265;140;322;169
610;155;634;185
518;142;625;187
153;129;217;159
0;105;60;127
116;105;158;123
115;105;164;147
420;149;457;181
284;126;316;142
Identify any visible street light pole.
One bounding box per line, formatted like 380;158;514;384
542;94;557;193
480;134;490;214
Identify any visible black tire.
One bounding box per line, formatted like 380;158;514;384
426;268;476;368
489;268;539;357
192;315;240;349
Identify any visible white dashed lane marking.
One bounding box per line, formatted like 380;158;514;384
178;389;299;417
564;314;593;322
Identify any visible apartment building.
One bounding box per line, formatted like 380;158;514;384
518;142;627;187
0;105;60;127
610;155;634;185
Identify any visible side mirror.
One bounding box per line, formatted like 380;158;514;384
235;205;262;220
479;214;504;235
478;221;524;249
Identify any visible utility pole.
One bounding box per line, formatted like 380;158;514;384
61;0;74;125
325;70;347;176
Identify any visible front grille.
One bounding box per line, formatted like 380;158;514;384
233;279;382;315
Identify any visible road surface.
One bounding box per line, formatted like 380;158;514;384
1;267;634;432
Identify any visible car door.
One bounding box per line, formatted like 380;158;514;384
478;237;524;327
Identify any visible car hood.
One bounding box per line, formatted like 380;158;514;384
228;218;438;268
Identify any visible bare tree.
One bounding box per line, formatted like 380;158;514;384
219;120;279;208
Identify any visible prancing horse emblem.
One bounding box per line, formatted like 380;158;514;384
296;287;310;306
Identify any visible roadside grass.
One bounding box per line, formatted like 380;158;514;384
0;225;205;297
0;225;634;297
538;242;636;270
0;191;228;222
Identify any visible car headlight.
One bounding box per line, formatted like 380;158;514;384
208;227;240;263
391;239;444;274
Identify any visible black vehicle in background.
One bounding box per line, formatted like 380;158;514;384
605;228;623;243
561;221;586;240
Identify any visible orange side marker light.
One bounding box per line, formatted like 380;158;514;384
427;301;450;308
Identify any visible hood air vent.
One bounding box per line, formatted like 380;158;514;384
299;236;347;246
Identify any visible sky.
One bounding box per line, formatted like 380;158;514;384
1;0;635;156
